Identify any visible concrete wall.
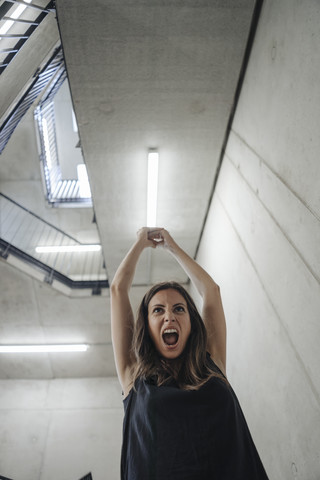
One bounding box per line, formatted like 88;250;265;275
0;377;123;480
194;1;320;478
0;260;115;379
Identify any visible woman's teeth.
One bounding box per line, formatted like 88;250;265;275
163;328;179;346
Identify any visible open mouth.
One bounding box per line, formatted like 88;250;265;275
162;328;179;347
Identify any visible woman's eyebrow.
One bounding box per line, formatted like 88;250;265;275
150;302;186;307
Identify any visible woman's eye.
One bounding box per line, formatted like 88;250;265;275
153;307;162;313
175;306;185;312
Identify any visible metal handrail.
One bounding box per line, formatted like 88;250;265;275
0;46;65;153
2;16;40;25
0;193;108;293
0;0;54;73
0;193;81;241
5;1;53;14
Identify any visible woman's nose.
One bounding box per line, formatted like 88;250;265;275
164;311;175;322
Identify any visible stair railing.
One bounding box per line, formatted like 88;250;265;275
0;193;108;293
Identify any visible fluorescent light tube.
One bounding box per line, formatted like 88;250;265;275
77;164;92;198
11;0;32;19
42;118;52;169
35;245;101;253
147;150;159;227
0;344;89;353
0;19;14;35
0;0;32;35
72;109;78;133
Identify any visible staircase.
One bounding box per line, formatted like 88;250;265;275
0;193;108;296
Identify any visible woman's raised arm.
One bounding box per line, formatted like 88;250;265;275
110;228;158;395
154;228;227;375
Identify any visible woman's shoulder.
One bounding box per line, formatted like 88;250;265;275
206;352;227;379
123;376;147;405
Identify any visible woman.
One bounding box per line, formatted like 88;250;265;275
111;227;269;479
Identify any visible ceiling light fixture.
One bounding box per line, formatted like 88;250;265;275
42;118;52;169
72;109;78;133
0;0;32;36
147;149;159;227
35;245;101;253
0;344;89;353
77;164;92;198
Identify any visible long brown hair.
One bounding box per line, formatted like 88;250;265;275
131;281;226;390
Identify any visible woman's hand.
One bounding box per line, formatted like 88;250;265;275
147;228;177;252
136;227;162;249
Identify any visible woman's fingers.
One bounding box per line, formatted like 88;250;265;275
147;228;163;243
136;227;174;249
136;227;164;248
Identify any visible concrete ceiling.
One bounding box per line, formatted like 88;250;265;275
56;0;255;285
0;0;256;379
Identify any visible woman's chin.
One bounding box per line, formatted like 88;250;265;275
158;341;185;359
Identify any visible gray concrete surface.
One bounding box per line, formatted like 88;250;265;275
194;0;320;478
55;0;254;284
1;0;320;479
0;377;123;480
0;260;116;379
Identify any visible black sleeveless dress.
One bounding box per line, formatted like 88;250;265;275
121;355;269;479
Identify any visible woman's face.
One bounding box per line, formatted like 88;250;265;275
147;288;191;359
